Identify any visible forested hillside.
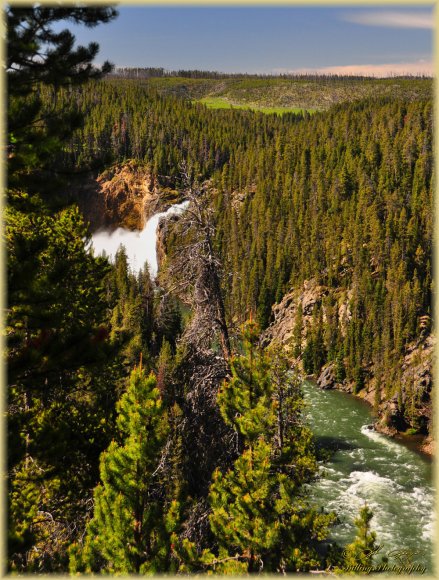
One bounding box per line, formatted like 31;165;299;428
49;77;433;435
212;98;433;435
108;69;431;111
7;7;433;573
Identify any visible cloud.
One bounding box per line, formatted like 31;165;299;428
275;60;434;78
342;10;434;29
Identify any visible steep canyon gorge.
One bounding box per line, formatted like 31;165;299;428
77;160;434;455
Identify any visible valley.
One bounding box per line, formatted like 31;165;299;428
6;7;434;572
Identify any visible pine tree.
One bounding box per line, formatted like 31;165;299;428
7;10;119;570
342;505;378;572
7;6;117;183
353;365;365;394
217;320;274;447
293;302;303;358
336;352;346;383
209;439;278;573
156;339;174;401
7;198;122;571
138;263;155;349
208;321;334;573
312;306;327;373
302;336;315;375
69;367;172;574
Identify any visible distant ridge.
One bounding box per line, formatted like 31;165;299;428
108;66;433;81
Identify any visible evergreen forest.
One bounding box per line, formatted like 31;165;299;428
6;6;433;575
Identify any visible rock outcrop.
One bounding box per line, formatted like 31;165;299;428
376;334;435;435
262;279;331;353
69;160;181;231
317;362;336;390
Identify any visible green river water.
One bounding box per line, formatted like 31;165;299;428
302;381;435;573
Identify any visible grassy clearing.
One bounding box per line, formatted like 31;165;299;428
197;97;315;115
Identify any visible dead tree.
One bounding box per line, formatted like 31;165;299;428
156;171;238;548
160;171;231;361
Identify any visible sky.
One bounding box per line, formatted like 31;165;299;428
69;5;434;76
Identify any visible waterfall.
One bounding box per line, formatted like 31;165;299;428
90;200;189;276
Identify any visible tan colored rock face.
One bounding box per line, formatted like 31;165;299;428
71;161;180;232
95;162;155;230
262;278;330;353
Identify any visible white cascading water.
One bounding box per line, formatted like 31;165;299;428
90;200;189;276
302;380;434;572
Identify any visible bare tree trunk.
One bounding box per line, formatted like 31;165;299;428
160;168;232;361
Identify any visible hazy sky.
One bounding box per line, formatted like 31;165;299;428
70;5;434;76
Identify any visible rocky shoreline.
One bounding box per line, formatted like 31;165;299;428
262;278;434;457
308;372;434;458
313;345;435;458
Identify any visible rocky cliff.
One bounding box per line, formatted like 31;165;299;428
69;160;181;232
262;278;434;453
262;279;352;354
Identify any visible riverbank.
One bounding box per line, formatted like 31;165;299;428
261;279;434;457
302;380;434;573
305;373;434;459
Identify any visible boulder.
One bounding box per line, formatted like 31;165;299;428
317;362;336;390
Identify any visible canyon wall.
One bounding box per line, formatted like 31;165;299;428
262;278;434;452
70;160;181;231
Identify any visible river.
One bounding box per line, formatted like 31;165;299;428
90;200;189;276
303;380;435;572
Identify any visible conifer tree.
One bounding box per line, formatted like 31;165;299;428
69;367;173;574
302;336;315;375
7;10;120;570
156;339;174;401
336;352;346;383
209;439;278;573
217;320;274;447
342;505;378;572
293;302;303;358
7;5;117;183
208;321;334;573
7;198;122;571
312;306;327;373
